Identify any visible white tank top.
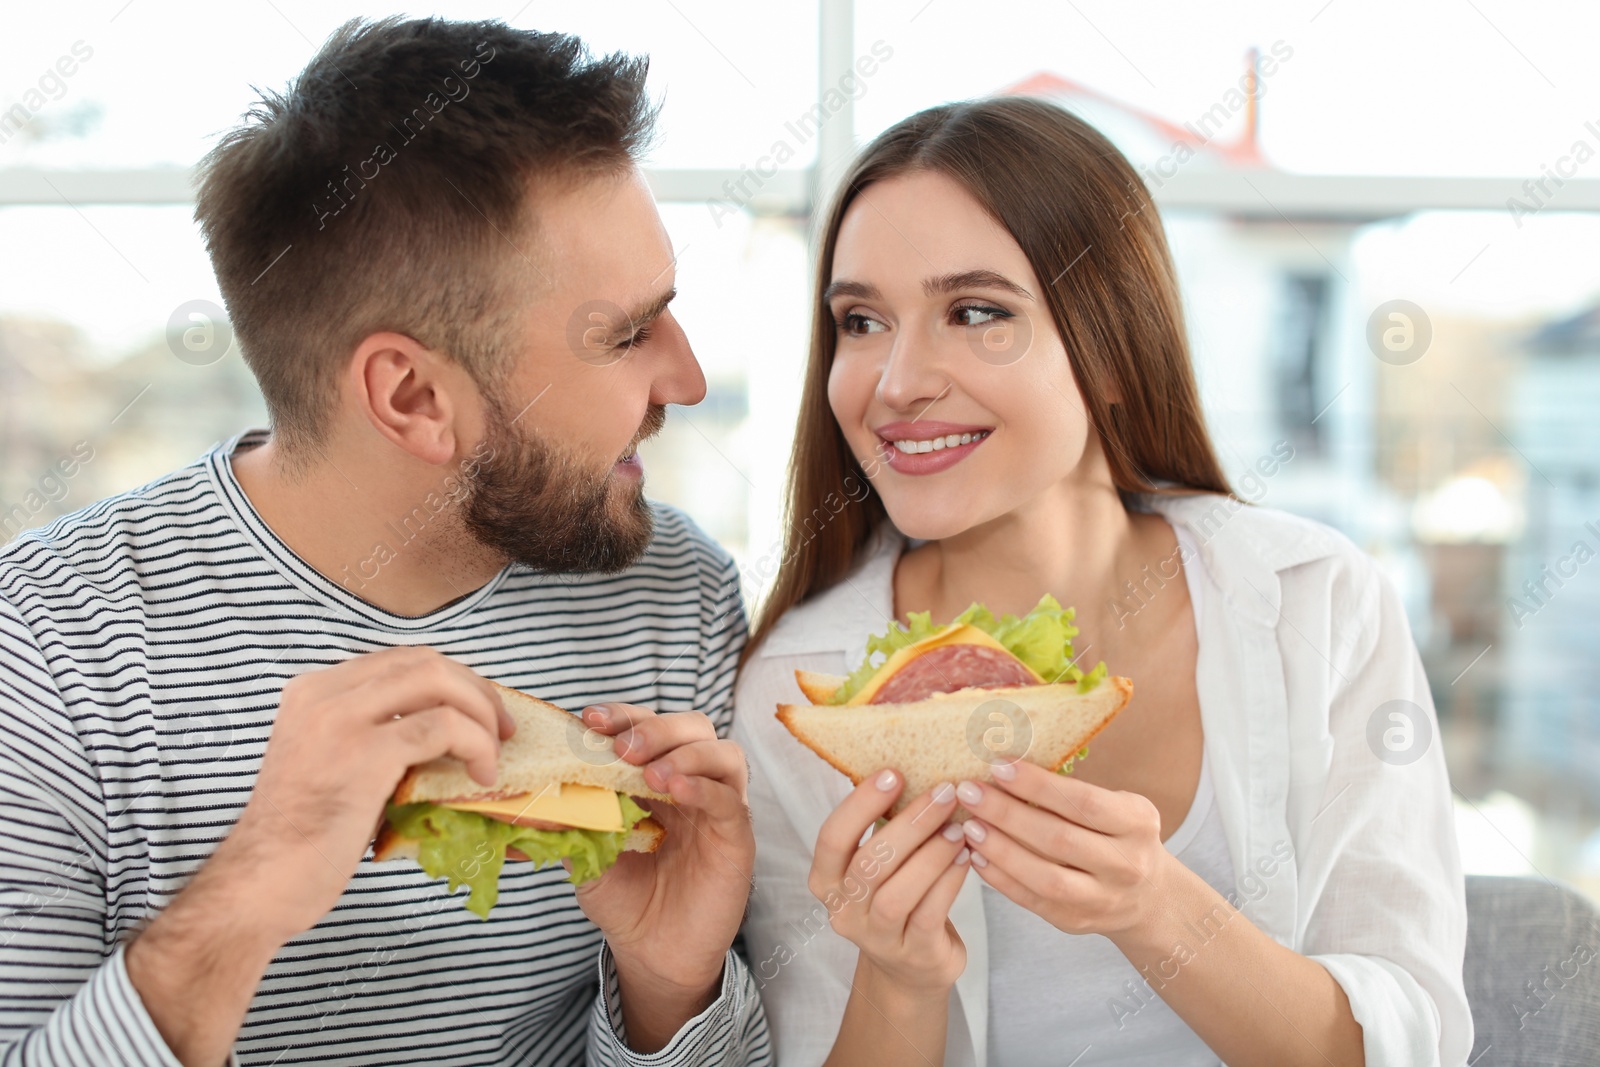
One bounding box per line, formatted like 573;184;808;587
984;524;1233;1066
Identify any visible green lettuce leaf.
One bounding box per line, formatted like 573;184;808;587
829;594;1108;705
1057;745;1090;775
385;793;650;919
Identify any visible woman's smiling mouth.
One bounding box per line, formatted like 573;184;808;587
874;420;993;475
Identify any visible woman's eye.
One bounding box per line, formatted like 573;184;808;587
953;305;1009;327
837;312;886;336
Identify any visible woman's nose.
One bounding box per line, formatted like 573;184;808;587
875;330;954;414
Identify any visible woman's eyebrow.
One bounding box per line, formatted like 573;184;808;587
823;279;880;302
924;269;1033;300
823;270;1032;303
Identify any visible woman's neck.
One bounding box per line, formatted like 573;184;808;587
892;461;1178;649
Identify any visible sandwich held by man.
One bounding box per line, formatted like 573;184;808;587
0;17;768;1066
375;682;674;917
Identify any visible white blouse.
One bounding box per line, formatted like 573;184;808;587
984;522;1235;1066
732;493;1472;1066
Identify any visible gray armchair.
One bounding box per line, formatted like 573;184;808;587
1465;874;1600;1065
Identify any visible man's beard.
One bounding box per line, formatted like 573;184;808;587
460;395;665;575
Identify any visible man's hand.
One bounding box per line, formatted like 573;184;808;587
572;702;754;1053
126;647;511;1066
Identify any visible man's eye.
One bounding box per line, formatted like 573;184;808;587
953;305;1008;327
617;324;653;350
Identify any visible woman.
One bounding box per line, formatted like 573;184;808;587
731;98;1470;1066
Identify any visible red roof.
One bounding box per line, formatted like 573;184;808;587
1000;65;1268;168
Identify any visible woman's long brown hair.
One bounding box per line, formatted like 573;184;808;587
745;97;1233;661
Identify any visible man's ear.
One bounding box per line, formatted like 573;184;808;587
349;331;471;466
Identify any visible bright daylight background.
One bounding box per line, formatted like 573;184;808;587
5;0;1600;900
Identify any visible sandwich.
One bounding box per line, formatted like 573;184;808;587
777;595;1133;815
375;682;669;918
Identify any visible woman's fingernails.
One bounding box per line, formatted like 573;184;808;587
955;847;971;866
875;769;899;792
941;822;964;843
956;780;983;806
583;705;612;727
970;850;989;869
963;820;988;844
932;782;956;805
647;759;674;786
991;760;1018;782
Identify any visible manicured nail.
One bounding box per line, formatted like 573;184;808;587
614;729;636;756
647;759;674;786
956;780;983;806
955;847;970;865
941;822;964;843
932;782;956;805
875;769;898;791
970;850;989;869
583;706;611;727
991;759;1018;782
963;820;988;844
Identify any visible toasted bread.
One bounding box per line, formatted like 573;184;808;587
391;682;672;806
794;670;848;705
777;674;1132;815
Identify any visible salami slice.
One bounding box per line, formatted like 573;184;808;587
869;643;1036;704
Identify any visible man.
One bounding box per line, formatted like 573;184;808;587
0;17;769;1066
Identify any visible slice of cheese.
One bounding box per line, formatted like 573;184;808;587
445;783;625;832
847;623;1041;705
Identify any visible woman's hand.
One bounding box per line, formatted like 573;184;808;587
956;759;1367;1067
956;758;1177;938
810;769;972;994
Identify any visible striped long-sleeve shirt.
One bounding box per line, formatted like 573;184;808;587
0;429;771;1066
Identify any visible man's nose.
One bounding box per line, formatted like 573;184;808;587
649;310;707;408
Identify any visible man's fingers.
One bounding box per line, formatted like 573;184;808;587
382;705;501;787
583;705;717;764
349;656;506;751
290;646;505;730
649;775;747;838
811;768;905;889
641;738;748;799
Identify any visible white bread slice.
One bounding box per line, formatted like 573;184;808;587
795;670;847;704
372;816;664;862
777;675;1133;815
391;682;672;806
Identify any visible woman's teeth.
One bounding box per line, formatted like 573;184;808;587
890;431;989;454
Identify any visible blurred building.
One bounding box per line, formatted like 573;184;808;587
0;314;267;545
1502;302;1600;805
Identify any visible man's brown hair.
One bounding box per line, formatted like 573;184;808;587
195;17;655;458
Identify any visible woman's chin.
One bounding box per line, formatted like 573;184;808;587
881;501;993;544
